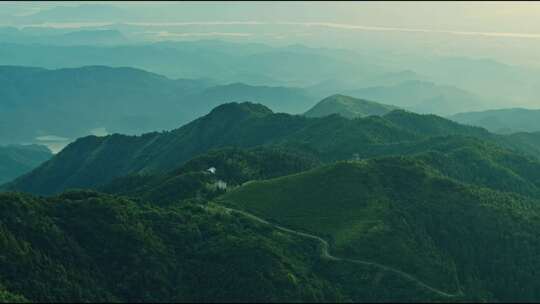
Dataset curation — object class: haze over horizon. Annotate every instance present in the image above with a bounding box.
[1,1,540,153]
[2,1,540,67]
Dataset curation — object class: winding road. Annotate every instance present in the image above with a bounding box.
[216,204,464,299]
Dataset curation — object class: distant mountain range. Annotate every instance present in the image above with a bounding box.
[0,65,316,149]
[449,108,540,134]
[0,145,52,184]
[0,40,389,88]
[0,28,130,46]
[1,35,539,111]
[345,80,488,115]
[4,63,532,156]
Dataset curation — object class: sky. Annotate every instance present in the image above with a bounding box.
[2,1,540,32]
[2,1,540,66]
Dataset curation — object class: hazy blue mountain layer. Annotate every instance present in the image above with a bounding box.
[450,108,540,134]
[0,145,52,184]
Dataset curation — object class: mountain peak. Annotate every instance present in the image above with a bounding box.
[305,94,398,119]
[322,94,354,101]
[208,102,274,118]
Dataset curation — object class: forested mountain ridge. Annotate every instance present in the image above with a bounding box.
[100,147,322,205]
[3,102,505,195]
[0,190,451,302]
[5,101,540,196]
[3,149,540,301]
[219,158,540,302]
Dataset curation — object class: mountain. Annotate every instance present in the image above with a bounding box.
[0,40,390,88]
[306,69,424,98]
[2,37,539,111]
[99,135,540,208]
[406,56,539,109]
[0,65,316,149]
[3,102,304,194]
[501,132,540,156]
[0,65,205,146]
[0,189,456,302]
[183,82,316,116]
[345,80,487,115]
[304,94,399,118]
[219,158,540,301]
[401,136,540,198]
[4,104,540,302]
[0,27,129,46]
[101,146,321,204]
[449,108,540,134]
[0,145,52,184]
[8,102,529,196]
[47,30,130,46]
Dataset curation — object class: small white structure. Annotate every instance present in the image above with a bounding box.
[215,180,227,190]
[207,167,216,174]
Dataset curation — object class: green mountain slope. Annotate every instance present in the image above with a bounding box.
[0,284,27,303]
[219,158,540,301]
[449,108,540,134]
[500,132,540,156]
[0,145,52,184]
[101,147,321,204]
[0,190,446,302]
[4,150,540,301]
[404,137,540,198]
[304,94,398,118]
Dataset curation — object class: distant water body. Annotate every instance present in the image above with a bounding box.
[35,135,71,154]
